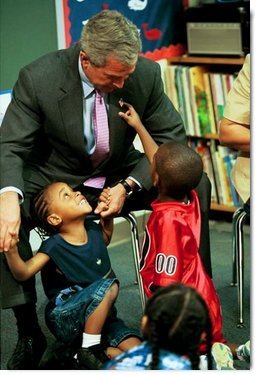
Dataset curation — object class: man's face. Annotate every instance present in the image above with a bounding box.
[80,51,136,93]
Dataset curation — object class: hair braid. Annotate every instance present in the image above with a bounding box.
[149,321,160,369]
[204,314,213,369]
[143,283,213,370]
[33,184,60,237]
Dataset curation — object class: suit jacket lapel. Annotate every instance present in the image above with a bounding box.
[57,46,89,161]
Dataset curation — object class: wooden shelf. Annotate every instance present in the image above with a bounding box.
[168,55,245,66]
[210,203,238,213]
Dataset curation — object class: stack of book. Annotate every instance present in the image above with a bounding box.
[157,59,237,137]
[189,139,240,207]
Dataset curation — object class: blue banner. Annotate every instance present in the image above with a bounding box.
[63,0,184,56]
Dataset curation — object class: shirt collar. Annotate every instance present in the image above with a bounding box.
[78,57,94,98]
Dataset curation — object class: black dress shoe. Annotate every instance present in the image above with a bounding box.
[7,331,47,370]
[38,340,78,370]
[77,344,109,370]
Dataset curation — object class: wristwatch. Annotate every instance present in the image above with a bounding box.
[119,179,133,197]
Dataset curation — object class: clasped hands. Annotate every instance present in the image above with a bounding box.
[0,191,21,252]
[94,183,127,218]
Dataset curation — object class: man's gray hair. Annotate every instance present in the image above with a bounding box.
[80,10,142,67]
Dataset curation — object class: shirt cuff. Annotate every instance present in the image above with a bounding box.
[0,186,24,204]
[127,176,143,191]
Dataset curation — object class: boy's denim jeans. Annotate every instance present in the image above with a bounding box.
[45,278,140,346]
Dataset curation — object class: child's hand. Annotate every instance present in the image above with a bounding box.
[2,233,19,254]
[94,187,111,214]
[9,234,19,253]
[99,187,111,205]
[118,101,142,130]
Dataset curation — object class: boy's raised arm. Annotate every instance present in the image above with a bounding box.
[118,102,159,164]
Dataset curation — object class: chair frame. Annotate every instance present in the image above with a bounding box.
[123,212,146,311]
[231,206,249,328]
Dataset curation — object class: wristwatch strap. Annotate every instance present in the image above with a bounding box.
[119,179,133,197]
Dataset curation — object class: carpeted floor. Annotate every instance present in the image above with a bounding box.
[0,220,251,370]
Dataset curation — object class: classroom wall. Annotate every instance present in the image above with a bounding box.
[0,0,58,91]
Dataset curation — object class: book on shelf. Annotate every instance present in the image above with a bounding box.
[215,150,232,206]
[182,66,196,136]
[208,140,222,204]
[203,72,217,134]
[224,153,240,207]
[175,66,188,133]
[221,73,235,105]
[157,58,168,93]
[187,68,200,136]
[189,66,211,136]
[192,139,218,204]
[209,73,226,131]
[217,145,240,207]
[165,65,179,111]
[221,74,229,104]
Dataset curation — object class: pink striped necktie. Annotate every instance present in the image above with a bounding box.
[84,90,109,189]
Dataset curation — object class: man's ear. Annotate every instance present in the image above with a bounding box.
[47,214,62,227]
[80,51,90,68]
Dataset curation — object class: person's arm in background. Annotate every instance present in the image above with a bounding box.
[219,54,250,152]
[219,118,250,152]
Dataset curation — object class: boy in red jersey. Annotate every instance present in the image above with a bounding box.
[117,101,225,348]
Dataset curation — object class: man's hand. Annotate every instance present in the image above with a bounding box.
[0,192,21,252]
[95,184,126,218]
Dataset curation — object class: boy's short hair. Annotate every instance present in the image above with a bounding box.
[154,141,203,199]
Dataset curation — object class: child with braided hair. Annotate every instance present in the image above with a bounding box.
[104,283,222,370]
[3,182,141,369]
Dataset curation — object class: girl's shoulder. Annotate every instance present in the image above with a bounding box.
[37,234,61,254]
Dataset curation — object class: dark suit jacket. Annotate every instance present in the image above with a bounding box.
[0,43,186,196]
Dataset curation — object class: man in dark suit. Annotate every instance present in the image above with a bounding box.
[0,10,211,369]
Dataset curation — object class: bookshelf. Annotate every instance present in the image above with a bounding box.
[167,55,245,66]
[211,203,236,213]
[161,55,245,213]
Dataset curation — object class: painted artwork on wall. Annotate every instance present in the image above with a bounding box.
[55,0,186,60]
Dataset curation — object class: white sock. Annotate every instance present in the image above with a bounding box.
[82,333,101,348]
[199,355,209,370]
